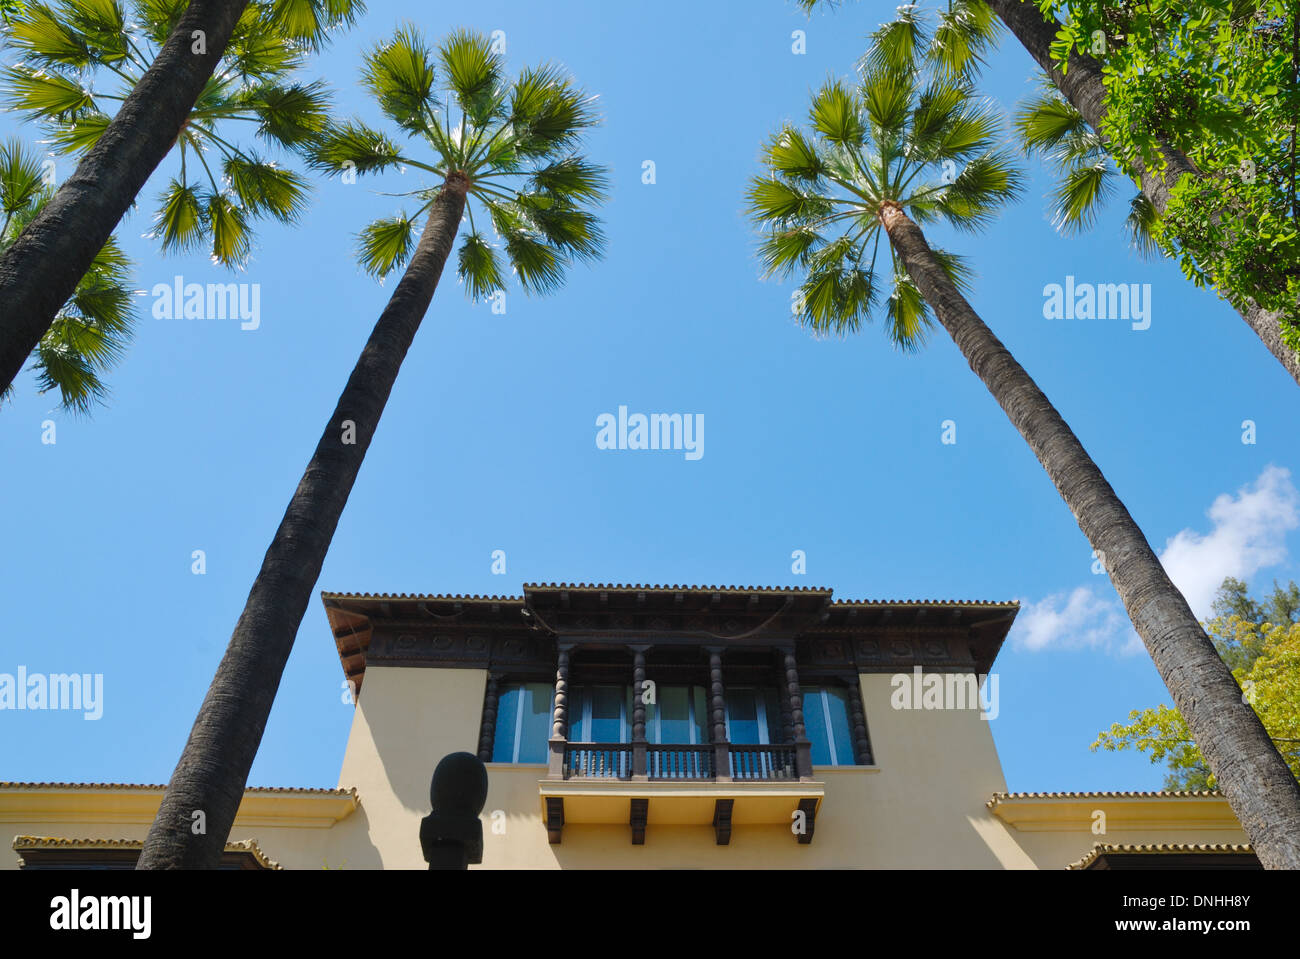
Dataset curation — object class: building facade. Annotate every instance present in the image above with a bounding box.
[2,583,1258,869]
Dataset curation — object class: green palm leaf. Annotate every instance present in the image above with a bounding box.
[438,28,504,127]
[207,192,252,266]
[357,213,414,278]
[3,64,95,119]
[223,156,309,222]
[457,230,504,300]
[362,26,438,133]
[151,179,204,253]
[307,119,404,175]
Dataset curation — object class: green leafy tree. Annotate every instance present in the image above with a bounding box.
[1032,0,1298,343]
[139,27,608,869]
[751,8,1300,868]
[0,0,360,399]
[0,138,133,412]
[1095,579,1300,789]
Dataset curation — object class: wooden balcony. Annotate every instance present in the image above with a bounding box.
[560,743,799,782]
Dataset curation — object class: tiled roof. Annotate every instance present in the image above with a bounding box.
[0,782,356,797]
[523,583,833,592]
[829,598,1019,608]
[321,585,1020,605]
[1067,842,1254,870]
[12,835,282,870]
[987,790,1223,807]
[322,591,521,602]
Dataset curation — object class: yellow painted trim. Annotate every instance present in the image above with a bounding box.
[539,780,825,825]
[0,787,359,830]
[987,795,1241,833]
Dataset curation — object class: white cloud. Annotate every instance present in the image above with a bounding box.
[1010,466,1298,654]
[1012,586,1127,652]
[1157,465,1298,619]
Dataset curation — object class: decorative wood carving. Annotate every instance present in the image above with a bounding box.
[630,798,649,845]
[796,798,818,845]
[545,798,564,844]
[712,799,734,845]
[477,673,500,762]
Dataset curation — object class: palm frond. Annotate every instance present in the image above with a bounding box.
[3,64,96,119]
[810,76,865,147]
[502,228,565,294]
[1126,192,1164,258]
[306,119,405,176]
[150,179,204,253]
[0,138,47,217]
[862,8,925,76]
[356,212,414,277]
[761,128,827,184]
[508,64,599,160]
[457,230,505,299]
[223,155,309,222]
[206,191,252,266]
[362,25,438,134]
[1051,161,1114,233]
[438,28,505,127]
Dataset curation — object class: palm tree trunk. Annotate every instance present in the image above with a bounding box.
[880,202,1300,869]
[986,0,1300,389]
[137,176,469,869]
[0,0,250,395]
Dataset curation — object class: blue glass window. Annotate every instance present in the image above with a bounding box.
[801,685,860,766]
[491,682,553,763]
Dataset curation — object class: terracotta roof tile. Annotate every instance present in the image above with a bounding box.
[987,789,1224,807]
[13,835,282,869]
[1067,842,1254,870]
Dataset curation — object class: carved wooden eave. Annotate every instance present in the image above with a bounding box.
[321,585,1020,692]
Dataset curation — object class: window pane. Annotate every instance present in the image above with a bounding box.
[692,686,708,744]
[726,688,760,744]
[492,685,522,763]
[589,685,625,743]
[802,686,833,766]
[517,682,553,764]
[761,687,782,743]
[657,686,691,744]
[567,685,585,742]
[824,685,856,765]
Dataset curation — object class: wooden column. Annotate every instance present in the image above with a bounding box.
[631,646,649,780]
[547,647,571,780]
[846,675,872,765]
[783,649,813,781]
[708,648,730,782]
[477,672,502,762]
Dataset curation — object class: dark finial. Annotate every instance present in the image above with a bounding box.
[421,751,488,869]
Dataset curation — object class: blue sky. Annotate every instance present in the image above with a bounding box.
[2,0,1297,795]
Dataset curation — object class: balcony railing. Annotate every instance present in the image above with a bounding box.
[729,744,797,781]
[562,742,799,782]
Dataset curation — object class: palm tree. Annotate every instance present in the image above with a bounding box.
[0,138,134,412]
[746,50,1300,867]
[138,26,608,869]
[1013,81,1161,257]
[801,0,1300,389]
[0,0,359,397]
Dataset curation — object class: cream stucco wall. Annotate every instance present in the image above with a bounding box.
[3,666,1250,869]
